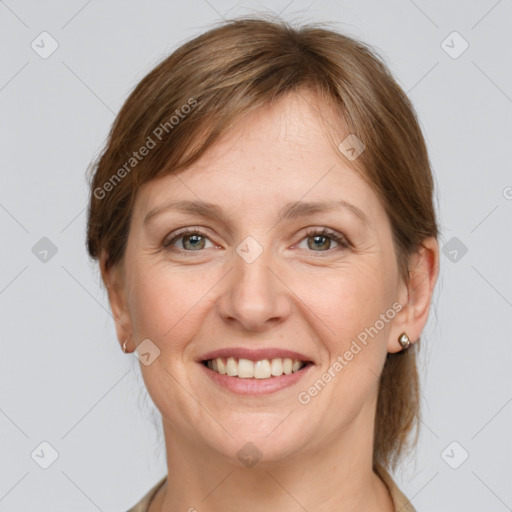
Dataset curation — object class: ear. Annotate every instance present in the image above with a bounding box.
[100,250,133,350]
[387,237,440,353]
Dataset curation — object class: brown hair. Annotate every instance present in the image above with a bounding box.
[86,15,438,472]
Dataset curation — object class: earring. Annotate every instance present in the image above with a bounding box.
[122,337,129,353]
[398,332,411,350]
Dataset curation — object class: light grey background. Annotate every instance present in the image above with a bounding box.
[1,0,511,510]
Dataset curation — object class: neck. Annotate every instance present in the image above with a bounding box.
[152,401,394,512]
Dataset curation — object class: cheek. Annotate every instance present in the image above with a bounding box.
[127,264,213,349]
[300,263,396,416]
[309,263,392,341]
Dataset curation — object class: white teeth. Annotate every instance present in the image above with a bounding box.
[217,358,227,375]
[292,360,302,373]
[254,359,271,379]
[238,358,254,378]
[206,356,306,379]
[226,356,238,377]
[270,358,283,376]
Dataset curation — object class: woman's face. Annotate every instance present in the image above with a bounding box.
[109,90,411,464]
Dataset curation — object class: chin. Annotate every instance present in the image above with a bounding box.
[201,415,312,467]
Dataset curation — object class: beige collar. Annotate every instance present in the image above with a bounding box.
[374,463,417,512]
[127,466,416,512]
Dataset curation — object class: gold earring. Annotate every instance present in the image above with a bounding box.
[122,338,129,353]
[398,332,411,350]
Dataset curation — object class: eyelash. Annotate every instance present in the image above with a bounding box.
[162,227,351,255]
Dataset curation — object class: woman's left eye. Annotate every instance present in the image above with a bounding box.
[297,228,350,252]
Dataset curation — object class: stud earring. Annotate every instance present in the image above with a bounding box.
[122,337,129,353]
[398,332,411,350]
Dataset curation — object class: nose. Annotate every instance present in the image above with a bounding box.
[216,243,291,332]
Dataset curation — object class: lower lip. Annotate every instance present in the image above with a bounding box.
[200,362,313,395]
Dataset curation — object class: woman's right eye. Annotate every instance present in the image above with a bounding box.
[164,229,215,252]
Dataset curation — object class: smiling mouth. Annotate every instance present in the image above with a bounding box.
[202,357,310,379]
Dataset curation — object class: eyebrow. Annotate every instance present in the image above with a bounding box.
[143,199,368,226]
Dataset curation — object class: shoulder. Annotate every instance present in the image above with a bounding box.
[374,463,417,512]
[125,476,167,512]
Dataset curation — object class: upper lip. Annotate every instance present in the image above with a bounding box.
[199,347,314,363]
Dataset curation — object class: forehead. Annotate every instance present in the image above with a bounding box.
[133,90,383,223]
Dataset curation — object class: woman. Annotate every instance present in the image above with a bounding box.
[86,16,439,512]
